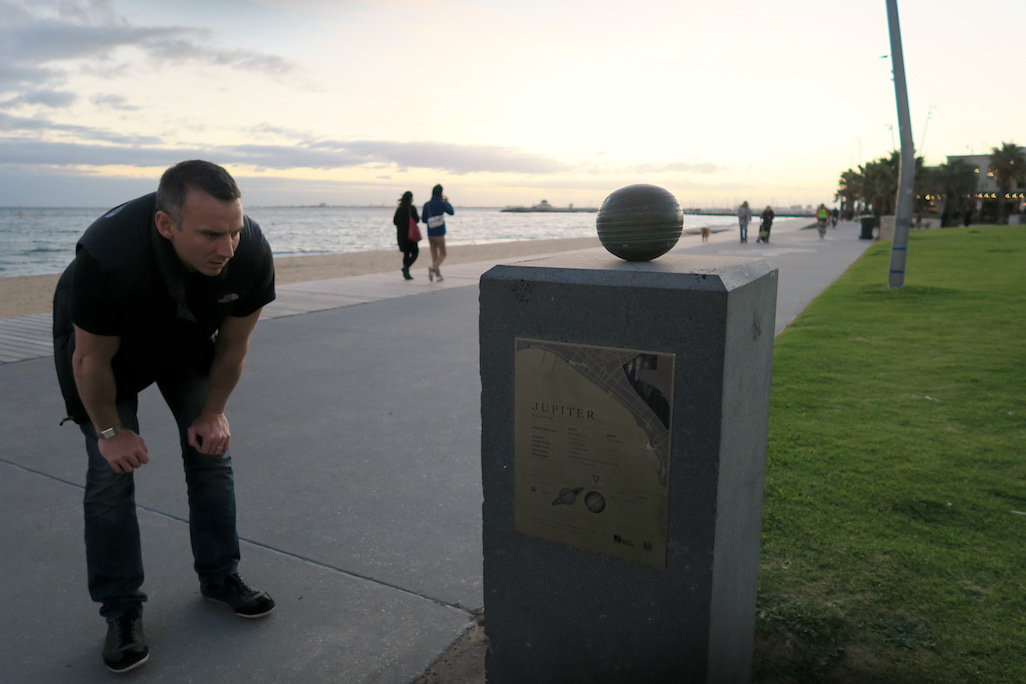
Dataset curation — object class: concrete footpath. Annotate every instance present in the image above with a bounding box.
[0,219,872,682]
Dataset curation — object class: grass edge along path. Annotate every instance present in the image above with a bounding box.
[753,226,1026,683]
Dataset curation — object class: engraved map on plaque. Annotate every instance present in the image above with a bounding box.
[514,338,674,569]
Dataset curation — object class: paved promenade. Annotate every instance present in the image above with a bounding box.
[0,219,872,682]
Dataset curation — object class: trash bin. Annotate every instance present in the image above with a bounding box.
[859,216,877,240]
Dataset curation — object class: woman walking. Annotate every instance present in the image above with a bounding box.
[422,184,454,281]
[393,191,420,280]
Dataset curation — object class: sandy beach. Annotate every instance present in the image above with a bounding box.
[0,237,601,319]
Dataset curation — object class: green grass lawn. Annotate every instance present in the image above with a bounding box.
[753,226,1026,683]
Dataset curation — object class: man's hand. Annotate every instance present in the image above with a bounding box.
[99,430,150,473]
[187,310,261,457]
[188,413,231,456]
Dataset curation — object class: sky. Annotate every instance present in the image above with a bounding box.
[1,0,1024,209]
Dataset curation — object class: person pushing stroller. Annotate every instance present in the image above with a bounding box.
[757,205,774,243]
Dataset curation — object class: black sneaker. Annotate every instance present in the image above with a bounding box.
[103,608,149,674]
[201,573,276,618]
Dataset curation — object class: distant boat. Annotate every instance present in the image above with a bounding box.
[501,199,597,213]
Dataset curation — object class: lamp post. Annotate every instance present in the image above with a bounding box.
[886,0,915,289]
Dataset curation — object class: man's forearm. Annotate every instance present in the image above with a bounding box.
[201,340,248,415]
[73,352,121,432]
[201,310,262,417]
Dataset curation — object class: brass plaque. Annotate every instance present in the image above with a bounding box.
[514,338,674,568]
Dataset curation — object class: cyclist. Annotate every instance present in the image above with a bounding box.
[816,204,829,239]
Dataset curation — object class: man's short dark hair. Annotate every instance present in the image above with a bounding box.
[432,184,443,197]
[156,160,241,224]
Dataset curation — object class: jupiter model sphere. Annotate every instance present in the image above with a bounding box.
[595,184,683,261]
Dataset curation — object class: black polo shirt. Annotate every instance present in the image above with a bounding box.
[53,193,275,423]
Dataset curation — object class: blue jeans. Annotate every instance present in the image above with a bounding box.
[739,221,748,241]
[81,367,240,621]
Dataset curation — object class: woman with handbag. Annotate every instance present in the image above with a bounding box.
[422,184,454,281]
[393,191,421,280]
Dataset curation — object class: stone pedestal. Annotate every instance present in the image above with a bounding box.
[480,253,778,683]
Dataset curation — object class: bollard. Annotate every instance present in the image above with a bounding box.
[480,252,778,683]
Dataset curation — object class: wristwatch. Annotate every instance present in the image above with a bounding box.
[99,424,125,440]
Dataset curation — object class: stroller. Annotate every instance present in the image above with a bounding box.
[757,220,771,243]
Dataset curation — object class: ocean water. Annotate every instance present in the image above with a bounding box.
[0,206,739,279]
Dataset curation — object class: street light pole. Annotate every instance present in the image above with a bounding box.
[886,0,915,289]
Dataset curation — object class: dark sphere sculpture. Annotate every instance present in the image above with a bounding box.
[596,184,683,261]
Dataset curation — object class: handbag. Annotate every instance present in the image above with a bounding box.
[408,215,422,242]
[426,214,445,229]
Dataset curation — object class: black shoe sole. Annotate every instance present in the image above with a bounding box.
[105,651,150,674]
[203,594,276,618]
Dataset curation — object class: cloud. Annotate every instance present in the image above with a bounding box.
[0,137,177,166]
[51,0,122,25]
[0,112,58,132]
[305,140,573,174]
[0,126,572,175]
[636,162,722,175]
[0,165,162,208]
[236,127,575,174]
[89,93,138,111]
[0,113,162,145]
[145,37,296,75]
[248,123,310,139]
[7,89,78,108]
[0,0,298,99]
[0,62,57,88]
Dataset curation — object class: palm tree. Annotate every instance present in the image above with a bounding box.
[836,152,927,219]
[862,152,900,216]
[935,159,978,220]
[835,169,862,217]
[988,142,1025,223]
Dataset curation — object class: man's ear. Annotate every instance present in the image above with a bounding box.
[155,210,176,239]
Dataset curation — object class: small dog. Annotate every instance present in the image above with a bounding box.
[700,226,711,242]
